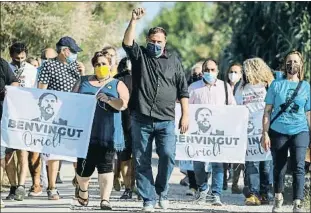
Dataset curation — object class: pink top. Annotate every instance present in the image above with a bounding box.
[188,79,236,105]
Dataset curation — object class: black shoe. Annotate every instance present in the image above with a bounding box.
[223,181,228,190]
[180,176,189,187]
[231,185,243,194]
[6,186,17,200]
[243,186,251,198]
[56,173,63,184]
[260,193,274,205]
[120,189,133,199]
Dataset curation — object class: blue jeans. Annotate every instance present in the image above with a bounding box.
[245,160,273,196]
[194,162,223,196]
[269,129,310,200]
[131,112,176,206]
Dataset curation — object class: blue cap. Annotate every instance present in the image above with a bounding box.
[56,36,82,53]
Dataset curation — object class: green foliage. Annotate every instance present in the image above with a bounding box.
[143,2,310,81]
[143,2,231,75]
[0,2,138,72]
[217,2,311,81]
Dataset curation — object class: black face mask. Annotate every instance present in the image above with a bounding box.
[192,74,202,83]
[286,63,300,75]
[12,59,24,68]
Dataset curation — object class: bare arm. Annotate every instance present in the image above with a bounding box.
[123,8,145,46]
[179,97,189,134]
[180,97,189,117]
[11,82,19,86]
[262,104,273,137]
[123,19,138,46]
[97,81,129,111]
[38,82,48,89]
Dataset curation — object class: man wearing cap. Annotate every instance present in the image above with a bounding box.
[37,36,85,200]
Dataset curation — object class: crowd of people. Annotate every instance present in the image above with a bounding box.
[0,7,310,213]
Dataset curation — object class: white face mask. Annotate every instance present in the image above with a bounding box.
[228,73,241,83]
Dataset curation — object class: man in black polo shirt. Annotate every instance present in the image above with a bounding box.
[122,8,189,212]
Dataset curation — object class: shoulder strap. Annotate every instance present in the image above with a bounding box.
[94,77,115,96]
[270,81,303,126]
[224,81,228,105]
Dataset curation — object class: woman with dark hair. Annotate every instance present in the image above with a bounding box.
[72,51,129,210]
[262,50,310,212]
[226,63,243,93]
[224,63,243,193]
[114,57,136,199]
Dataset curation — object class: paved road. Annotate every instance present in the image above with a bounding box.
[0,154,301,212]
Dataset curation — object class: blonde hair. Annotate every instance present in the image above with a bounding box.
[242,58,274,87]
[283,50,304,81]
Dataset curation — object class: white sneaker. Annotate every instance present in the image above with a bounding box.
[293,199,304,213]
[211,195,223,206]
[272,197,283,212]
[142,203,155,212]
[159,199,169,210]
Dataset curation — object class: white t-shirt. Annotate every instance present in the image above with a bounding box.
[10,62,38,88]
[234,83,267,113]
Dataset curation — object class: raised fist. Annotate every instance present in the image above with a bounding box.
[132,8,145,20]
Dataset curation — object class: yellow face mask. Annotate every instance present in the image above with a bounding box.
[95,65,110,79]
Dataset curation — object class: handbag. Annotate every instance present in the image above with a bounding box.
[270,81,303,126]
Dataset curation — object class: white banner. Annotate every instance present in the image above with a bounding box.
[1,86,97,160]
[245,110,272,161]
[175,104,249,163]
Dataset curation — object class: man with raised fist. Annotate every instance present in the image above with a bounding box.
[122,8,189,212]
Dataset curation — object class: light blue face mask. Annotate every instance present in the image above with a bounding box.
[273,70,284,80]
[203,72,216,84]
[66,52,78,64]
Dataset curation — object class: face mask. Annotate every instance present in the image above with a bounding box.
[228,73,241,83]
[192,74,202,82]
[286,63,300,75]
[95,65,110,79]
[66,52,78,64]
[273,71,284,80]
[12,59,25,68]
[203,72,216,84]
[146,42,162,58]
